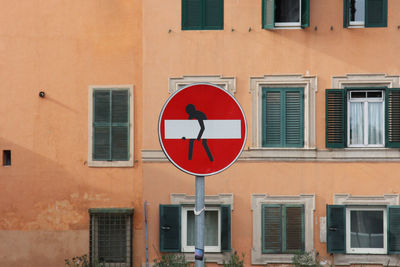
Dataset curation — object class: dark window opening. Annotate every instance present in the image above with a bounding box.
[3,150,11,166]
[275,0,300,23]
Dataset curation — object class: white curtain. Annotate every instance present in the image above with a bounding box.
[350,210,383,249]
[349,102,364,145]
[187,210,218,246]
[368,102,383,145]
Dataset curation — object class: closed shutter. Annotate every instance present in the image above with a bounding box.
[285,205,304,252]
[263,90,282,146]
[204,0,223,29]
[365,0,387,28]
[93,91,111,160]
[262,0,275,29]
[220,205,231,252]
[111,91,129,160]
[285,89,304,147]
[326,205,346,253]
[386,88,400,148]
[301,0,310,28]
[182,0,202,30]
[326,89,346,148]
[388,206,400,254]
[262,204,282,253]
[159,205,181,252]
[343,0,349,28]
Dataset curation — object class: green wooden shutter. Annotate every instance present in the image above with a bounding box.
[182,0,203,30]
[285,205,304,253]
[262,89,282,147]
[343,0,349,28]
[326,89,346,148]
[365,0,387,28]
[326,205,346,254]
[386,88,400,148]
[111,90,129,160]
[93,91,111,160]
[204,0,223,29]
[285,89,304,147]
[160,205,181,252]
[301,0,310,28]
[388,206,400,254]
[262,204,282,253]
[220,205,231,252]
[262,0,275,29]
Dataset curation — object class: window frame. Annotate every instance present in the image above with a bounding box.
[262,0,309,29]
[274,0,302,27]
[88,85,134,167]
[344,0,387,28]
[181,0,224,31]
[348,0,365,27]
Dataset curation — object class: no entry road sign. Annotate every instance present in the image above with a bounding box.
[158,83,247,176]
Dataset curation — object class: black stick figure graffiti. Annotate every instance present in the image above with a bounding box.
[184,104,214,161]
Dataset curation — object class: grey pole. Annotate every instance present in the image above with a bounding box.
[195,175,205,267]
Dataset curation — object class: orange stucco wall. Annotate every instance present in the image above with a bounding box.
[0,0,143,266]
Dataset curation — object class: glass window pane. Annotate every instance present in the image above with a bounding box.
[187,211,195,246]
[275,0,300,23]
[350,210,383,248]
[368,102,383,145]
[351,91,366,98]
[367,91,382,98]
[205,210,218,246]
[349,102,364,145]
[349,0,365,22]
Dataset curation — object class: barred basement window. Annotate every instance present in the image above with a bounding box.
[89,208,133,267]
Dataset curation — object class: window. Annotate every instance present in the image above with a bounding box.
[262,0,309,29]
[89,208,133,267]
[252,194,315,264]
[182,0,223,30]
[326,87,400,148]
[89,85,134,167]
[3,150,11,166]
[262,88,304,147]
[344,0,387,28]
[262,204,304,253]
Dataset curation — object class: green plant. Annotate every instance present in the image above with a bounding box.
[223,251,245,267]
[64,254,104,267]
[292,251,322,267]
[153,253,192,267]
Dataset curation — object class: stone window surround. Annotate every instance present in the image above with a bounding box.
[331,193,400,266]
[88,85,134,167]
[251,194,315,264]
[168,75,236,94]
[170,193,233,264]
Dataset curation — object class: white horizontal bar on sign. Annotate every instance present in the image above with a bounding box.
[164,120,241,139]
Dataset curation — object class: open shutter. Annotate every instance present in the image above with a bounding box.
[204,0,223,29]
[343,0,349,28]
[285,205,304,253]
[326,89,346,148]
[326,205,346,253]
[182,0,203,30]
[386,88,400,148]
[262,89,282,147]
[285,89,304,147]
[262,204,282,253]
[365,0,387,28]
[301,0,310,28]
[220,205,231,252]
[93,91,111,160]
[262,0,275,29]
[388,206,400,254]
[111,90,129,160]
[160,205,181,252]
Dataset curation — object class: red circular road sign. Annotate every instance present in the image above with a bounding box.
[158,83,247,176]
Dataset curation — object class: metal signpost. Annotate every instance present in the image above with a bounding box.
[158,83,247,267]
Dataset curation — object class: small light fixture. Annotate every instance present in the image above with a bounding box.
[39,91,45,98]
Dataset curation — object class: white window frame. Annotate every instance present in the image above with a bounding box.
[169,75,236,94]
[347,90,385,148]
[88,85,134,167]
[181,206,221,253]
[274,0,301,28]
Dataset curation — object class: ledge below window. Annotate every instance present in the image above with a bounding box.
[333,254,400,266]
[183,252,232,264]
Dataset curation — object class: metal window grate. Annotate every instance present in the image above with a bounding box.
[90,209,133,267]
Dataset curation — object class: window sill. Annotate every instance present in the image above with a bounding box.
[88,160,133,167]
[252,253,299,264]
[183,252,232,264]
[333,254,400,266]
[264,26,303,30]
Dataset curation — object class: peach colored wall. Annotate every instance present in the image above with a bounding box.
[142,0,400,266]
[0,0,143,266]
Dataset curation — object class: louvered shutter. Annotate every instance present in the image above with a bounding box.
[365,0,387,28]
[262,0,275,29]
[204,0,223,29]
[343,0,349,28]
[93,91,111,160]
[285,89,304,147]
[263,90,281,147]
[326,89,346,148]
[285,205,304,252]
[386,88,400,148]
[160,205,181,252]
[182,0,202,30]
[262,204,282,253]
[220,205,231,252]
[388,206,400,254]
[326,205,346,253]
[111,90,129,160]
[301,0,310,28]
